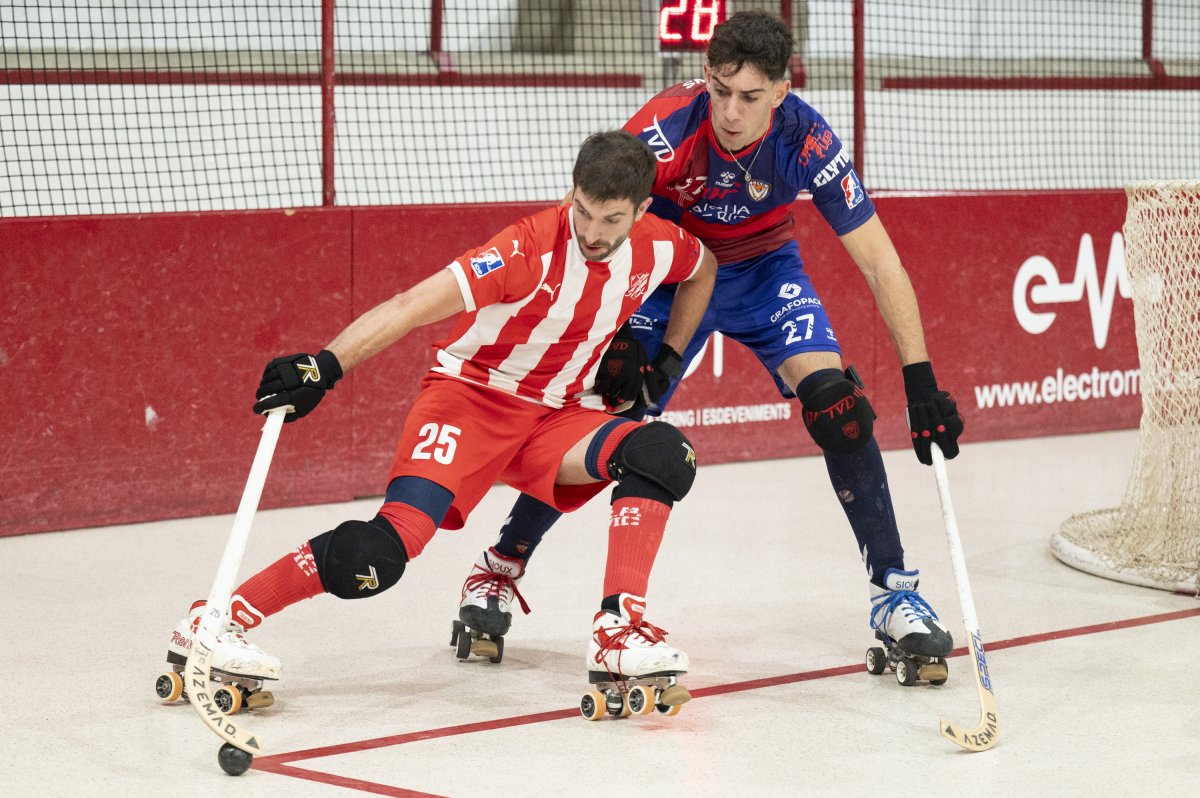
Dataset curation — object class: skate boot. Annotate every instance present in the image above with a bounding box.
[580,593,691,721]
[451,547,530,663]
[864,568,954,687]
[155,600,280,714]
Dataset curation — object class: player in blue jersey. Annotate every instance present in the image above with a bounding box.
[454,11,963,681]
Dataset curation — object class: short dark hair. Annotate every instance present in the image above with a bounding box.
[706,11,793,82]
[572,130,656,207]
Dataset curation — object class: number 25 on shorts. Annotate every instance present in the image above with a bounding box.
[411,423,461,464]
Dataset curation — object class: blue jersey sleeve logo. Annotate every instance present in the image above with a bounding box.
[841,171,865,209]
[470,247,505,277]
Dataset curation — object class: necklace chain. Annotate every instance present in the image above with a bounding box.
[721,138,763,183]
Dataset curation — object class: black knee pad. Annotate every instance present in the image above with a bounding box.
[607,422,698,504]
[309,516,408,600]
[798,367,876,455]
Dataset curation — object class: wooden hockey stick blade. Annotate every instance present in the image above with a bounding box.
[938,627,999,751]
[186,622,264,754]
[930,445,1000,752]
[186,408,288,755]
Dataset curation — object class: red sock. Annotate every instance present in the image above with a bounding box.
[230,541,325,629]
[377,501,438,560]
[602,498,670,598]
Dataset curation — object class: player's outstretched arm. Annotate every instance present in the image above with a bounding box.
[838,214,928,367]
[839,215,963,463]
[643,246,717,404]
[254,269,465,420]
[326,269,465,372]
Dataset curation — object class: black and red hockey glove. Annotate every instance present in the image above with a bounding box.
[253,349,343,422]
[903,361,964,466]
[594,322,648,413]
[642,344,684,407]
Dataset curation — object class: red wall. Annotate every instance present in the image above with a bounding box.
[0,191,1137,536]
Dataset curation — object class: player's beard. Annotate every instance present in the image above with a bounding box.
[576,231,627,262]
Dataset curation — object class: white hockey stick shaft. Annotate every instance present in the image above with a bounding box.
[931,445,999,752]
[187,407,287,755]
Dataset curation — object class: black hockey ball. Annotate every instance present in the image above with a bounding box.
[218,742,253,776]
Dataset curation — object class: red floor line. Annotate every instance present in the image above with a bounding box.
[252,761,446,798]
[253,604,1200,791]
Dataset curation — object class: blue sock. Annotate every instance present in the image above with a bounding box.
[823,438,905,583]
[493,493,563,563]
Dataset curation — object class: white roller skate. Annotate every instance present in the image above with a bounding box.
[580,593,691,721]
[865,568,954,687]
[451,547,530,664]
[155,600,280,715]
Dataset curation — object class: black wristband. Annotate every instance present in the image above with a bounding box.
[315,349,344,388]
[655,345,684,381]
[902,360,938,403]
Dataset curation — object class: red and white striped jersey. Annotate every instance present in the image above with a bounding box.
[440,204,703,409]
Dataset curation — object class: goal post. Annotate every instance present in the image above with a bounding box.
[1051,180,1200,594]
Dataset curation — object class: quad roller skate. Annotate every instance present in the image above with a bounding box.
[864,568,953,687]
[155,601,279,715]
[579,593,691,721]
[452,547,529,664]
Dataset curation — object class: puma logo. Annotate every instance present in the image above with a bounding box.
[511,239,524,258]
[539,282,560,301]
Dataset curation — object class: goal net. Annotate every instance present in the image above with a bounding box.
[1051,180,1200,594]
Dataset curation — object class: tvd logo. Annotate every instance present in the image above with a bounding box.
[1013,233,1131,349]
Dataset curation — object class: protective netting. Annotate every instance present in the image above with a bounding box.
[2,1,1199,216]
[1052,181,1200,593]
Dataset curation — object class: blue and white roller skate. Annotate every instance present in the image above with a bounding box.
[865,568,953,686]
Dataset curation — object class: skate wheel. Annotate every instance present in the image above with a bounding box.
[156,671,184,702]
[246,690,275,710]
[488,635,504,664]
[214,684,244,715]
[454,625,472,660]
[450,620,465,648]
[471,639,499,659]
[922,658,949,686]
[895,657,918,687]
[611,694,632,719]
[627,685,655,716]
[865,647,887,676]
[580,691,606,721]
[655,702,682,716]
[658,684,691,707]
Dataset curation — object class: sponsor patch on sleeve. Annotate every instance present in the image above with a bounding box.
[841,170,865,209]
[469,247,505,277]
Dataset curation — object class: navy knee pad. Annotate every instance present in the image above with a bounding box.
[309,516,408,599]
[798,367,876,455]
[608,422,698,505]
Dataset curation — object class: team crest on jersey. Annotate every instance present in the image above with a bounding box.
[841,171,865,209]
[748,180,771,201]
[626,273,651,299]
[469,247,505,277]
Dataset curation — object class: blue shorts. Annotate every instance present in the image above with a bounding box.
[629,241,840,410]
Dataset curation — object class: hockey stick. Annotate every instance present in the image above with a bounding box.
[930,444,999,752]
[186,407,288,758]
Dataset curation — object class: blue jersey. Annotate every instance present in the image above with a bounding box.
[623,79,875,265]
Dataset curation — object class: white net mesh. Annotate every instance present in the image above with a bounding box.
[1051,180,1200,593]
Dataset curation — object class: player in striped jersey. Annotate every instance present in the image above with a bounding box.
[466,12,963,676]
[164,131,717,691]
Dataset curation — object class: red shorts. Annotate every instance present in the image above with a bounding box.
[388,375,622,529]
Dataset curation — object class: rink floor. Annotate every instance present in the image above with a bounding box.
[4,428,1198,797]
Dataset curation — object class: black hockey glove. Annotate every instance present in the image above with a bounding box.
[253,349,343,422]
[594,322,648,413]
[642,344,684,407]
[903,361,964,466]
